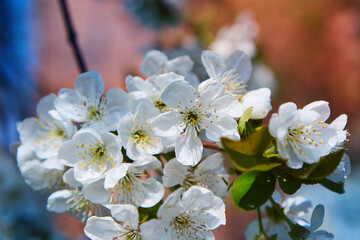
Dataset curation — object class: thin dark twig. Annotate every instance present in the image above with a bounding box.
[59,0,88,73]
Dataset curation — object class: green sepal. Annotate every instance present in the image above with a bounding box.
[231,171,276,211]
[222,127,281,172]
[238,107,253,135]
[278,177,302,195]
[274,149,345,182]
[320,179,345,194]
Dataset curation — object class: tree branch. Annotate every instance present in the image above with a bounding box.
[59,0,88,73]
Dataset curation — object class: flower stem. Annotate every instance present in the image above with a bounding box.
[59,0,88,73]
[202,141,223,151]
[269,197,293,227]
[257,208,268,237]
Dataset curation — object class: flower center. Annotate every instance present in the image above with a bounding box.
[130,119,159,150]
[85,97,107,122]
[182,110,204,130]
[66,192,95,222]
[113,226,141,240]
[109,172,145,206]
[219,69,247,99]
[171,212,207,237]
[286,121,326,157]
[77,142,115,172]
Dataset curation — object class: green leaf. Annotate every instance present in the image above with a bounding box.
[274,149,345,182]
[223,127,273,155]
[320,179,345,194]
[231,171,276,211]
[278,177,302,195]
[238,107,253,135]
[222,127,281,172]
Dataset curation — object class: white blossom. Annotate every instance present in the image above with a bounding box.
[158,186,226,240]
[269,101,338,169]
[16,144,64,191]
[55,70,130,130]
[117,100,163,164]
[199,50,272,119]
[150,81,239,166]
[85,163,164,208]
[17,93,76,159]
[58,128,122,184]
[85,204,166,240]
[163,153,229,197]
[140,50,194,76]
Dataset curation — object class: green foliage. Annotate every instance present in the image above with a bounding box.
[222,127,281,172]
[238,107,253,135]
[231,171,276,211]
[320,179,345,194]
[278,177,302,195]
[274,149,345,183]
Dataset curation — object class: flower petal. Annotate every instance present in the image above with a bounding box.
[175,127,203,166]
[201,50,226,80]
[74,70,104,102]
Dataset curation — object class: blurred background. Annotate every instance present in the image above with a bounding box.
[1,0,360,239]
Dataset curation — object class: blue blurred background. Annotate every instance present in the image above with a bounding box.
[1,0,359,239]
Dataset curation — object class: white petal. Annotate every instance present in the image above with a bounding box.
[165,55,194,75]
[175,127,203,166]
[225,50,252,83]
[36,93,56,121]
[201,50,226,80]
[63,168,83,188]
[111,204,139,228]
[126,75,156,93]
[199,83,233,112]
[47,190,72,213]
[303,101,330,122]
[83,179,110,204]
[161,81,197,109]
[163,159,189,187]
[311,205,325,232]
[140,50,168,76]
[141,219,167,240]
[240,88,272,119]
[84,216,122,240]
[55,88,86,122]
[104,163,133,188]
[74,70,104,102]
[202,115,238,142]
[149,111,182,137]
[139,178,165,208]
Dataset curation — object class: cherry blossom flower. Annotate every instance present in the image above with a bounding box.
[163,153,229,197]
[17,93,76,159]
[158,186,226,240]
[55,70,130,131]
[58,128,122,184]
[140,50,194,76]
[85,162,164,208]
[150,81,239,165]
[126,73,184,112]
[84,204,166,240]
[269,101,338,169]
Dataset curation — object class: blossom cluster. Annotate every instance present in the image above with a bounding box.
[16,49,349,239]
